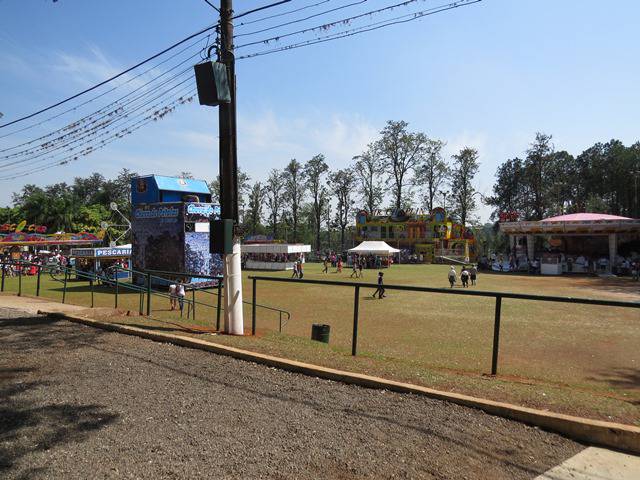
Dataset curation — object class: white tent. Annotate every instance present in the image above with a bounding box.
[348,241,401,255]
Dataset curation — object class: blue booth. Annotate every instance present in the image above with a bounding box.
[131,175,221,286]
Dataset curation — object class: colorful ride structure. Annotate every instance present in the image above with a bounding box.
[354,208,476,263]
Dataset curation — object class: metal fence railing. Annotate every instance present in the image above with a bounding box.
[248,275,640,375]
[0,260,291,333]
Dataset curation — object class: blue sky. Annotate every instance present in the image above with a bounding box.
[1,0,639,222]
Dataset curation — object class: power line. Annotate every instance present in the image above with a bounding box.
[202,0,220,12]
[1,62,196,158]
[238,0,481,59]
[0,33,209,141]
[0,89,197,180]
[0,77,195,169]
[234,0,368,38]
[233,0,292,20]
[235,0,333,28]
[0,24,217,129]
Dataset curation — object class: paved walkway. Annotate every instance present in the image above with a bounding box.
[535,447,640,479]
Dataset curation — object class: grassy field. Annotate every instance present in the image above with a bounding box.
[2,263,639,425]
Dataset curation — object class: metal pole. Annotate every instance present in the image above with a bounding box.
[491,295,503,375]
[90,277,94,308]
[62,267,68,304]
[139,288,143,315]
[192,288,196,321]
[279,311,282,333]
[216,281,222,331]
[114,266,119,309]
[1,262,5,292]
[146,273,151,316]
[18,262,22,296]
[219,0,244,336]
[352,285,360,356]
[251,277,256,336]
[36,264,41,297]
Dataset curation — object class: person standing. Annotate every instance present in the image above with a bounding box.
[448,266,457,288]
[337,256,343,273]
[176,280,186,313]
[469,264,478,286]
[322,257,329,274]
[350,260,359,278]
[358,257,364,278]
[297,259,304,279]
[169,282,177,311]
[372,271,386,298]
[291,261,299,278]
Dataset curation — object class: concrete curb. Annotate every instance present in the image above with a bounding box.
[43,310,640,455]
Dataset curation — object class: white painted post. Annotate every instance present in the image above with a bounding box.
[224,238,244,335]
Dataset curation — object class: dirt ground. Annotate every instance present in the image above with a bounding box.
[0,306,584,479]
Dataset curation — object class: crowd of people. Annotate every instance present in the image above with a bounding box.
[1,250,68,277]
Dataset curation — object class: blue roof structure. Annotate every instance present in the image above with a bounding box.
[131,175,212,205]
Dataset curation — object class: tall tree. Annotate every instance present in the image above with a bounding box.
[209,169,250,220]
[304,154,329,251]
[374,120,427,210]
[283,159,306,242]
[416,139,448,212]
[525,132,555,220]
[450,147,480,226]
[353,146,384,213]
[264,169,285,238]
[245,182,265,235]
[329,168,357,251]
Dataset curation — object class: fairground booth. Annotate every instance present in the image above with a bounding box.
[241,242,311,271]
[1,221,103,259]
[131,175,222,286]
[354,208,476,263]
[70,244,132,279]
[500,213,640,275]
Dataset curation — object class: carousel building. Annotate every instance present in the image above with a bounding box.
[500,213,640,274]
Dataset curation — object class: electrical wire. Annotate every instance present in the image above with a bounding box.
[0,33,210,141]
[0,24,217,129]
[235,0,333,27]
[234,0,368,38]
[0,89,197,180]
[238,0,481,59]
[0,77,195,169]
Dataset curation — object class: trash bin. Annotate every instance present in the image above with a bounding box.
[311,323,330,343]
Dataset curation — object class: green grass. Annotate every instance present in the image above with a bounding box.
[3,263,639,425]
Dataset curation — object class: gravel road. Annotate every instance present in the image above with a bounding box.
[0,307,582,479]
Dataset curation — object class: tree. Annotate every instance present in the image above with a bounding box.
[245,182,265,235]
[524,132,555,220]
[450,147,480,226]
[329,168,357,251]
[304,154,329,251]
[283,159,306,242]
[353,145,384,214]
[374,120,427,210]
[486,157,529,220]
[416,139,449,212]
[208,168,250,221]
[264,169,285,238]
[72,173,106,204]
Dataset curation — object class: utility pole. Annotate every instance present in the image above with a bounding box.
[218,0,243,335]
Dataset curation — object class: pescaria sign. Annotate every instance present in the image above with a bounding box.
[0,221,47,234]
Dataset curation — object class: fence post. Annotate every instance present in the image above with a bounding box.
[251,277,257,336]
[139,288,143,315]
[491,295,503,375]
[279,311,282,333]
[146,273,151,316]
[114,266,119,309]
[352,285,360,356]
[18,262,22,296]
[62,267,68,304]
[216,281,222,331]
[192,288,196,321]
[90,276,94,308]
[0,262,5,293]
[36,265,41,297]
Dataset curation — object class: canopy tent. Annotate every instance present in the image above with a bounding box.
[348,241,401,255]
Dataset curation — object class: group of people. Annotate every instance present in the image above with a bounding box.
[168,280,187,312]
[447,265,478,288]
